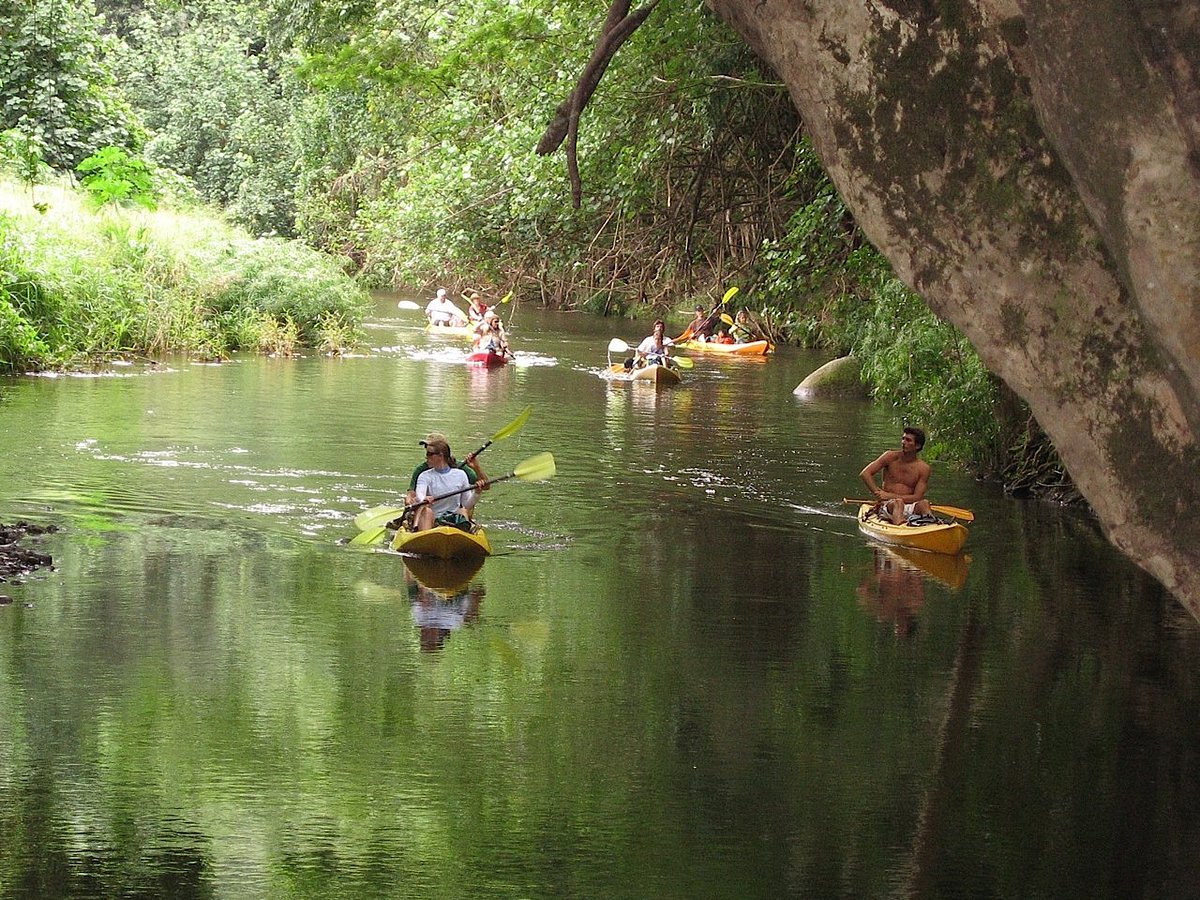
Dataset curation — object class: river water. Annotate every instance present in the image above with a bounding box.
[1,294,1199,899]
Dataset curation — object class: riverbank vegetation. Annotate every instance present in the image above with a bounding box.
[0,0,1073,497]
[0,178,368,371]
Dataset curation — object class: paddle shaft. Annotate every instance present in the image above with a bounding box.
[844,498,975,522]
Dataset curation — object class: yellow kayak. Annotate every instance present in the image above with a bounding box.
[607,363,681,386]
[391,525,492,559]
[857,504,968,556]
[425,322,474,339]
[680,339,772,356]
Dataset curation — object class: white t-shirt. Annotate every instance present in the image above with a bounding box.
[637,335,674,357]
[426,297,464,326]
[416,465,472,516]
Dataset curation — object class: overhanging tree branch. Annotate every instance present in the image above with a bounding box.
[536,0,660,207]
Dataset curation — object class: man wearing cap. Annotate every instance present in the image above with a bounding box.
[472,309,510,356]
[425,288,467,327]
[412,438,478,532]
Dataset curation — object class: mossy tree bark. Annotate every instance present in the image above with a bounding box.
[705,0,1200,616]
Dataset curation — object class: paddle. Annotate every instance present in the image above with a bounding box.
[464,405,531,463]
[355,452,557,533]
[843,498,976,522]
[398,300,422,310]
[677,286,740,341]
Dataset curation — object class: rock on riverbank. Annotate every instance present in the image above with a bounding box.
[0,522,56,587]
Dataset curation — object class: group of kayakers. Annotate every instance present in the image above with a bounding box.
[684,305,755,344]
[619,302,766,371]
[408,286,941,536]
[425,287,510,357]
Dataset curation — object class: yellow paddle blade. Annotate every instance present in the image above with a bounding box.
[350,526,387,546]
[721,286,739,304]
[720,313,735,325]
[498,290,514,304]
[671,355,694,369]
[491,405,531,441]
[354,503,402,531]
[513,452,556,481]
[355,505,406,532]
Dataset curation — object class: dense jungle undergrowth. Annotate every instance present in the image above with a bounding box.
[0,0,1075,500]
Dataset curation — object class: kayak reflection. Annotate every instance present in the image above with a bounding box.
[403,555,486,652]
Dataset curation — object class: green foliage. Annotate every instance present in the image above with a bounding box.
[289,0,800,303]
[107,0,300,235]
[852,277,1001,472]
[77,145,157,209]
[0,177,368,369]
[0,0,142,170]
[0,129,52,192]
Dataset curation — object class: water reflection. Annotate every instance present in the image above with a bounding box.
[403,556,486,652]
[856,546,927,637]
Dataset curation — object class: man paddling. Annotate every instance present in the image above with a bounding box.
[859,427,935,525]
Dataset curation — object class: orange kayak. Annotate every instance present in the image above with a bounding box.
[680,339,772,356]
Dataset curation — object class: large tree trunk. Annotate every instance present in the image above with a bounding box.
[704,0,1200,616]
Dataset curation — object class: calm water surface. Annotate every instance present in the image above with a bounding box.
[1,295,1199,899]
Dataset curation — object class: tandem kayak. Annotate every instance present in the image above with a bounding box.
[466,349,508,368]
[857,504,968,556]
[679,339,772,356]
[391,525,493,559]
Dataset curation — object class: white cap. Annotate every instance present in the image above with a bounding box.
[436,288,447,298]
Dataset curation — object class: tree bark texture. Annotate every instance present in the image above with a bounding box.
[704,0,1200,615]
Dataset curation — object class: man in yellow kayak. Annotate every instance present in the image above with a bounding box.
[859,427,935,525]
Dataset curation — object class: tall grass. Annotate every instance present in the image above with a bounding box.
[0,178,369,372]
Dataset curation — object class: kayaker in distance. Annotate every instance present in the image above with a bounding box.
[466,292,488,324]
[426,288,467,327]
[730,309,755,343]
[686,305,715,342]
[473,309,510,356]
[626,319,675,369]
[859,427,935,525]
[404,432,489,529]
[412,438,481,532]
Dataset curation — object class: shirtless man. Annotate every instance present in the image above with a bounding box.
[859,427,934,525]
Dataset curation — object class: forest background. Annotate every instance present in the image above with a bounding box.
[0,0,1071,498]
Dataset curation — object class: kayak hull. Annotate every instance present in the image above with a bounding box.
[466,350,508,368]
[857,505,968,556]
[391,525,492,559]
[605,363,681,386]
[680,339,772,356]
[426,323,474,338]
